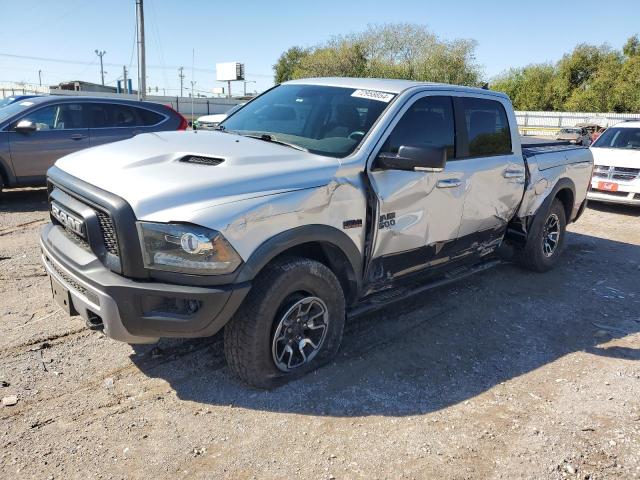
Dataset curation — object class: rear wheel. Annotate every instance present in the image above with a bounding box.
[223,257,345,389]
[514,198,567,272]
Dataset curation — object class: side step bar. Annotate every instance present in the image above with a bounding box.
[347,259,501,319]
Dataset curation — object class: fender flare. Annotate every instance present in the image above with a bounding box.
[235,224,363,292]
[534,177,576,224]
[507,177,577,247]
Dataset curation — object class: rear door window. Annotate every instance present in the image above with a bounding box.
[105,104,139,127]
[86,103,165,129]
[460,98,512,157]
[134,107,164,126]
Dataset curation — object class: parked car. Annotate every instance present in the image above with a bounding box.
[587,120,640,206]
[556,127,591,146]
[195,103,245,130]
[0,96,188,190]
[40,78,592,388]
[0,95,41,108]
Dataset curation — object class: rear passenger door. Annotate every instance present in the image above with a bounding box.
[87,103,165,147]
[454,96,525,254]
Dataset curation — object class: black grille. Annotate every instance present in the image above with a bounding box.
[95,210,120,256]
[59,225,91,251]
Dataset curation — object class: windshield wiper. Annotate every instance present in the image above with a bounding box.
[241,133,309,152]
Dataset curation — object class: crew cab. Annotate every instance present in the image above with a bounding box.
[40,78,593,388]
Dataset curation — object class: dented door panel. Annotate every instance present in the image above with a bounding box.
[457,154,525,239]
[367,162,467,284]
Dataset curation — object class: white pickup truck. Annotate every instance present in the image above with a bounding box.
[41,78,593,388]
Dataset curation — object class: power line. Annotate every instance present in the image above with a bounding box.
[0,52,273,77]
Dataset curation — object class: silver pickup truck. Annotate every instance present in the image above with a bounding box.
[40,78,593,388]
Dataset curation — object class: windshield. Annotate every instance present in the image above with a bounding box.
[592,127,640,150]
[220,84,395,157]
[225,103,244,116]
[0,100,36,124]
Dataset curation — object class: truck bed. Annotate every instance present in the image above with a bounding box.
[522,144,590,172]
[521,143,585,158]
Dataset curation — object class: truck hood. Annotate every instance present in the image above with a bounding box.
[591,147,640,168]
[55,131,341,219]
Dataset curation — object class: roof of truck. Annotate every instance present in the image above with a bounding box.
[284,77,509,99]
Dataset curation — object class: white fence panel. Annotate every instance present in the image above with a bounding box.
[516,110,640,136]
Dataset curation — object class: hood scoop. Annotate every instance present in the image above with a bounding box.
[180,155,225,166]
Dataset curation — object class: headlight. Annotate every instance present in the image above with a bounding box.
[137,222,242,275]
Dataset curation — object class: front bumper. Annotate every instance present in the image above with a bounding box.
[588,185,640,206]
[40,223,250,343]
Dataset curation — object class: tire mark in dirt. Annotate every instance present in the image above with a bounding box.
[2,326,90,355]
[0,219,48,237]
[341,307,456,360]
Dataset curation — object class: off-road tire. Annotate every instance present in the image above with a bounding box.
[224,257,345,389]
[514,198,567,272]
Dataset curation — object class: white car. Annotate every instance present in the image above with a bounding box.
[196,103,245,130]
[588,121,640,206]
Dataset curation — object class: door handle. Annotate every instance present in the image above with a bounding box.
[436,179,462,189]
[503,169,525,179]
[69,134,87,141]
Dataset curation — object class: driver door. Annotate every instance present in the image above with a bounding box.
[366,94,467,283]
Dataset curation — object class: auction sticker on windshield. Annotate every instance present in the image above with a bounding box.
[351,89,394,103]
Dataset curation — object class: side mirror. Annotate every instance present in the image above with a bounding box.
[377,145,447,172]
[15,120,37,133]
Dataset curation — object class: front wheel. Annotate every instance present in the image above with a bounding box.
[514,198,567,272]
[224,257,345,389]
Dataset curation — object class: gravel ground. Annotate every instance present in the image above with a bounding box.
[0,188,639,479]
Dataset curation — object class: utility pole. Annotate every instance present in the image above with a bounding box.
[136,0,146,100]
[243,80,256,96]
[94,50,106,86]
[178,66,185,97]
[190,48,195,124]
[38,70,42,87]
[122,66,128,93]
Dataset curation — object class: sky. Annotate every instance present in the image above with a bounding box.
[0,0,638,97]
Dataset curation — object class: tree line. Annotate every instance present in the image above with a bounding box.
[273,24,482,88]
[272,25,640,113]
[491,36,640,112]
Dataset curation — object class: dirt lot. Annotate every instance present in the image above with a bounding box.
[1,188,639,479]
